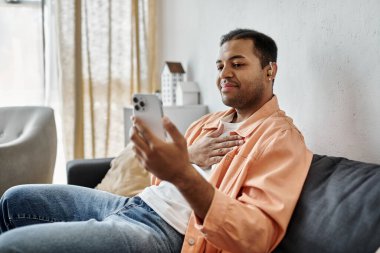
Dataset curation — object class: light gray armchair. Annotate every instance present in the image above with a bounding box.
[0,106,57,195]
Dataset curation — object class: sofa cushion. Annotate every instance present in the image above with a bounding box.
[274,154,380,253]
[95,142,150,197]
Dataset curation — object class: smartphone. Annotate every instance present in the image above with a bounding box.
[132,94,166,141]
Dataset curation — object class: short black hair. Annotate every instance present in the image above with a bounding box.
[220,28,277,68]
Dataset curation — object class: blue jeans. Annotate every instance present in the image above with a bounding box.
[0,184,184,253]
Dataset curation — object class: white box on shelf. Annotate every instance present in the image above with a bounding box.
[176,81,200,105]
[124,105,208,144]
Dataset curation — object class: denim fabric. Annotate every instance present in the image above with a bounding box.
[0,184,184,253]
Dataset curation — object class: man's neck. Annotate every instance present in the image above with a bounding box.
[230,112,238,123]
[232,95,273,123]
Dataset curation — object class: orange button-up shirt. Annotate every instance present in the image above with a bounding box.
[152,96,312,253]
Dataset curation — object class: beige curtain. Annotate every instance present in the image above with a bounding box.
[57,0,157,160]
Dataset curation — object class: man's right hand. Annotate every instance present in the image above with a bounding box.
[188,126,244,168]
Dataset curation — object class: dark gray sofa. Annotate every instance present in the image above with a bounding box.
[67,154,380,253]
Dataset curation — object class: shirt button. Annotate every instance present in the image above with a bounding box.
[188,238,195,246]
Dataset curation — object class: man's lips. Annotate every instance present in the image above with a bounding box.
[220,81,239,91]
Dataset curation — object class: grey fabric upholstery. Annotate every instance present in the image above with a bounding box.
[67,154,380,252]
[274,154,380,253]
[0,106,57,195]
[67,157,113,188]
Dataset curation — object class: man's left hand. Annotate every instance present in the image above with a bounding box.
[130,116,193,184]
[130,116,215,219]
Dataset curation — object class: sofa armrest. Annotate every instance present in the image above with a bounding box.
[66,158,114,188]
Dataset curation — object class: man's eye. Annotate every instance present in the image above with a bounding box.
[232,63,242,68]
[217,65,223,71]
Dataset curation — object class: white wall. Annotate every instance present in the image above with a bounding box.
[158,0,380,164]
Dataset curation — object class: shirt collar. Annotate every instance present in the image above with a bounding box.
[203,95,280,137]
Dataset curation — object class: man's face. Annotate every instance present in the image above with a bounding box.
[216,39,269,110]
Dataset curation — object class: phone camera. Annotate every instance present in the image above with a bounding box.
[134,105,140,111]
[133,97,139,103]
[139,101,145,107]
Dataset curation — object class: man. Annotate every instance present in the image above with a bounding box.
[0,28,312,253]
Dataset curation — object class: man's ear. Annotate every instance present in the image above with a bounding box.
[266,62,278,80]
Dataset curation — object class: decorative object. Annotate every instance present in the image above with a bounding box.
[161,61,185,106]
[176,81,200,105]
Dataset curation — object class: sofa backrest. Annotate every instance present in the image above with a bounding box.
[274,154,380,253]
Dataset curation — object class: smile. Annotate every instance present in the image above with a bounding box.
[220,80,238,92]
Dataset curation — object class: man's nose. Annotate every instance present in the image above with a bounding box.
[219,66,233,79]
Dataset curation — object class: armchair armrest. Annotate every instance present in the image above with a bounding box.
[66,158,114,188]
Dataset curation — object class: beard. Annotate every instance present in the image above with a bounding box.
[220,79,265,110]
